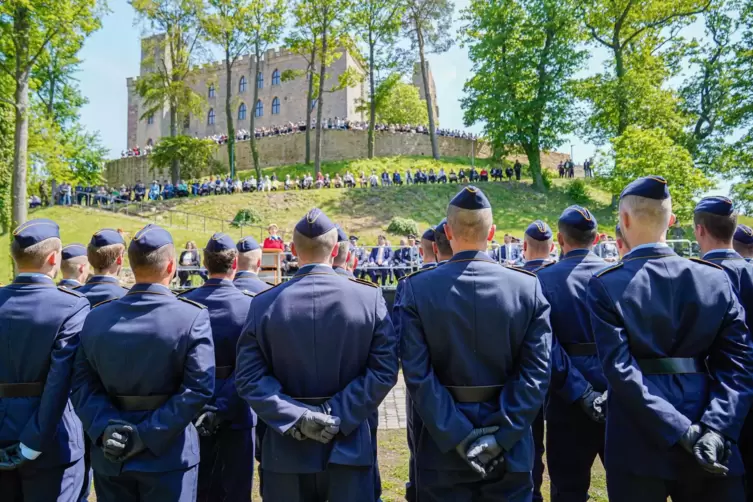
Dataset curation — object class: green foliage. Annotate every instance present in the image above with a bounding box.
[0,106,12,234]
[540,168,554,191]
[387,217,419,237]
[731,180,753,215]
[565,179,590,204]
[231,208,263,227]
[366,74,428,125]
[149,136,224,180]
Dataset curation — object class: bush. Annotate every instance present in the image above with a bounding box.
[231,208,262,227]
[566,179,590,204]
[541,168,554,190]
[387,217,419,237]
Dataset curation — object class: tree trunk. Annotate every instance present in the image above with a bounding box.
[11,6,30,235]
[251,46,262,180]
[523,141,545,192]
[169,104,179,183]
[225,48,236,179]
[416,25,439,160]
[314,24,328,175]
[614,41,628,136]
[305,41,317,165]
[368,35,376,159]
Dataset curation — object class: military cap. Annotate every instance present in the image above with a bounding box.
[90,228,125,248]
[205,232,235,252]
[525,220,553,241]
[620,176,670,200]
[408,234,417,240]
[734,224,753,245]
[349,235,359,242]
[449,185,491,210]
[435,218,448,236]
[694,196,735,216]
[129,224,173,253]
[13,219,60,249]
[336,226,348,243]
[237,236,260,252]
[422,227,436,242]
[295,208,335,238]
[62,244,87,260]
[559,205,597,231]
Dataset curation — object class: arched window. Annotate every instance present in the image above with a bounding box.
[272,69,280,86]
[238,103,247,121]
[208,84,215,98]
[272,97,280,115]
[256,71,263,89]
[208,108,215,125]
[146,138,154,147]
[239,76,247,93]
[255,100,263,117]
[147,113,154,125]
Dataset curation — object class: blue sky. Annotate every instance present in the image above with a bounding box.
[77,0,729,194]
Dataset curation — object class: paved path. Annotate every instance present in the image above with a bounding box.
[378,374,408,430]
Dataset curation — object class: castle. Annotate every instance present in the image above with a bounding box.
[125,36,438,150]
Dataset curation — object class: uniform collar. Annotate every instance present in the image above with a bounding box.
[14,273,55,285]
[623,243,674,260]
[59,278,82,286]
[86,275,120,285]
[524,258,547,267]
[294,264,339,277]
[562,249,592,260]
[420,262,436,270]
[128,283,174,296]
[203,278,235,287]
[703,249,743,260]
[235,270,257,278]
[449,250,495,263]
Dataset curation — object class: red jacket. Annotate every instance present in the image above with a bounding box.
[263,236,284,250]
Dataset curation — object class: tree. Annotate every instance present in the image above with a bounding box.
[461,0,585,191]
[350,0,404,158]
[149,135,224,180]
[132,0,204,183]
[0,0,103,232]
[367,73,428,125]
[403,0,454,160]
[599,126,713,221]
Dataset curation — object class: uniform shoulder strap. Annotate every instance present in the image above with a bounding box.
[92,298,116,309]
[349,278,378,288]
[506,266,536,278]
[595,262,624,277]
[178,296,208,309]
[689,257,723,270]
[534,261,556,273]
[57,286,85,298]
[241,290,256,298]
[253,283,279,297]
[264,281,275,287]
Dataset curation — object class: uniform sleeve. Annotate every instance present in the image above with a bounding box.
[588,276,691,448]
[21,297,90,452]
[701,283,753,441]
[327,292,399,436]
[235,306,309,434]
[136,309,215,455]
[398,279,475,453]
[494,281,552,451]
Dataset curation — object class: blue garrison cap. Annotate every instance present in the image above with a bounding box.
[205,233,235,253]
[735,224,753,245]
[129,224,173,253]
[62,244,87,260]
[694,196,735,216]
[525,220,552,241]
[336,226,348,243]
[90,228,125,248]
[435,218,448,236]
[559,205,597,231]
[295,208,336,238]
[13,218,60,249]
[449,186,491,210]
[620,176,670,200]
[422,227,435,242]
[237,236,260,252]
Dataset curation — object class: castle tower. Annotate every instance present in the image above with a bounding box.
[413,62,439,125]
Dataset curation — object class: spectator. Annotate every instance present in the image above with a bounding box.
[29,194,41,209]
[449,169,458,183]
[437,168,447,183]
[458,168,466,183]
[469,167,479,182]
[558,161,565,178]
[344,171,355,188]
[282,242,299,274]
[178,241,202,287]
[428,169,437,184]
[381,170,391,186]
[514,160,522,181]
[39,181,49,207]
[405,169,414,185]
[491,167,503,181]
[506,166,514,181]
[392,171,402,186]
[369,171,379,188]
[480,168,488,182]
[134,180,146,201]
[263,224,285,250]
[368,235,392,286]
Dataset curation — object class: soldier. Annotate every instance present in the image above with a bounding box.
[588,176,753,501]
[734,224,753,261]
[536,207,607,502]
[71,223,215,502]
[0,219,90,501]
[350,236,368,280]
[234,236,272,294]
[419,227,438,269]
[76,229,129,306]
[181,233,256,502]
[58,244,89,288]
[517,220,556,502]
[235,208,398,502]
[432,219,453,264]
[333,227,353,278]
[397,186,552,501]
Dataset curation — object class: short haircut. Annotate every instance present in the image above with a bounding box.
[446,206,493,243]
[333,241,349,267]
[733,240,753,258]
[11,238,62,269]
[619,195,672,231]
[421,238,436,261]
[128,243,175,274]
[558,222,597,249]
[203,248,237,275]
[694,211,737,242]
[237,248,262,272]
[524,234,552,256]
[435,231,453,258]
[61,255,88,277]
[87,243,125,271]
[293,228,337,262]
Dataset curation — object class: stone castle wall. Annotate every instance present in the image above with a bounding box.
[104,130,569,186]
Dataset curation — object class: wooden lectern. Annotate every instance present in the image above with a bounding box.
[260,249,283,284]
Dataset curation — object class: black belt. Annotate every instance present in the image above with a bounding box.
[216,366,233,379]
[446,385,504,403]
[564,343,597,357]
[294,396,332,406]
[113,395,170,411]
[0,382,44,398]
[637,358,706,375]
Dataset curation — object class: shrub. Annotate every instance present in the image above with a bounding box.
[231,208,262,227]
[541,168,554,191]
[387,217,419,237]
[566,179,590,204]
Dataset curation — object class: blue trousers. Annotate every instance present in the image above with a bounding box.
[197,427,255,502]
[531,410,544,502]
[417,469,533,502]
[546,403,604,502]
[0,457,84,502]
[93,466,198,502]
[405,394,420,502]
[78,436,93,502]
[262,464,375,502]
[607,469,745,502]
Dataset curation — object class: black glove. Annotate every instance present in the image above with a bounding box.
[105,420,147,462]
[693,428,731,475]
[102,423,130,462]
[578,388,606,423]
[467,434,505,474]
[455,426,500,477]
[0,446,13,471]
[0,444,31,471]
[194,406,221,437]
[678,423,703,454]
[295,410,341,444]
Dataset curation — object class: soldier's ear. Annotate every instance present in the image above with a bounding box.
[291,243,298,258]
[487,224,496,242]
[232,255,238,271]
[669,213,677,227]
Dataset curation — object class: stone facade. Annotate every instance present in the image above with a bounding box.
[413,62,439,123]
